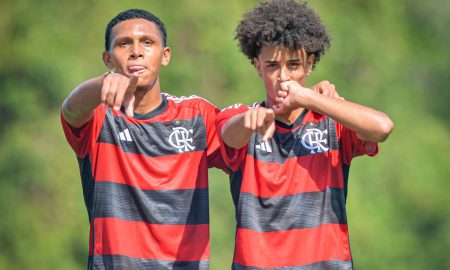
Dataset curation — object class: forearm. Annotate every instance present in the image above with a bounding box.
[221,114,254,149]
[303,91,394,142]
[62,75,104,128]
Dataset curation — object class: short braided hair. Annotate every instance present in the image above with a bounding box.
[105,9,167,51]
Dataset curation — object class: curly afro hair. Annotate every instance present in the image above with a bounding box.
[235,0,331,68]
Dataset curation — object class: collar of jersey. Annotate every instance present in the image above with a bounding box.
[122,94,168,120]
[260,101,308,130]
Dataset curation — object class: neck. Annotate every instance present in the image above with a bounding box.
[275,107,305,125]
[266,98,305,125]
[133,79,163,115]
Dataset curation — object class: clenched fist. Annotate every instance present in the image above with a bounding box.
[101,72,138,116]
[243,107,276,141]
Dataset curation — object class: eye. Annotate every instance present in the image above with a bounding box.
[288,62,301,69]
[142,39,152,46]
[119,40,129,47]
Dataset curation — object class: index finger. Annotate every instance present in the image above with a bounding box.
[125,76,139,96]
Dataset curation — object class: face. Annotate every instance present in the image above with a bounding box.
[254,46,314,108]
[103,18,171,89]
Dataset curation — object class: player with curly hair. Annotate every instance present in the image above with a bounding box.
[216,0,394,269]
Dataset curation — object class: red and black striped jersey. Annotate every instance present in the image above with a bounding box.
[61,94,224,270]
[216,103,378,270]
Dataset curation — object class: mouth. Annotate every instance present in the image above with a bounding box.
[127,65,147,75]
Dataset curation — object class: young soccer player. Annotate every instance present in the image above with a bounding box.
[61,9,224,269]
[216,1,394,269]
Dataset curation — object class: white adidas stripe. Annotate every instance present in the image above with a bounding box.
[118,129,132,142]
[255,141,272,152]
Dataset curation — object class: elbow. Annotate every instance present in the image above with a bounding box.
[221,129,247,150]
[61,99,78,121]
[374,116,394,142]
[221,122,252,149]
[61,98,91,128]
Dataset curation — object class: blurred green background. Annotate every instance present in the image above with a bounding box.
[0,0,449,269]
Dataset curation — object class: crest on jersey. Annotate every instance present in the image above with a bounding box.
[301,127,329,154]
[168,127,195,153]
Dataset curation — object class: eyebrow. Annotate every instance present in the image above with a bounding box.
[114,33,159,41]
[264,58,303,63]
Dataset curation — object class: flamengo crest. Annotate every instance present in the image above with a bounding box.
[168,127,195,153]
[301,128,329,154]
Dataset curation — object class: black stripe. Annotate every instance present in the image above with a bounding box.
[77,156,95,221]
[232,259,352,270]
[93,181,209,225]
[237,188,347,232]
[230,168,244,209]
[78,156,97,270]
[342,163,350,202]
[247,118,339,164]
[98,111,207,157]
[90,255,209,270]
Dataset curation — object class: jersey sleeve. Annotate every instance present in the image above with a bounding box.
[196,99,227,171]
[60,105,107,158]
[215,104,249,172]
[335,120,379,165]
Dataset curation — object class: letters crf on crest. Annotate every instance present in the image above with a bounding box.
[301,127,329,154]
[168,127,195,153]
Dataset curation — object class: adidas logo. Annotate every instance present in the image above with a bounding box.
[118,128,133,142]
[255,140,272,153]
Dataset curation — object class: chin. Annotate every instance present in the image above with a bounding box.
[136,83,150,90]
[138,79,156,90]
[274,107,290,115]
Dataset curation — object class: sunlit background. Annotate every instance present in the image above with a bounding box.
[0,0,449,269]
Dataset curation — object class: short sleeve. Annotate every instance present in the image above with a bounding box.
[215,104,249,172]
[196,99,227,171]
[335,120,379,165]
[60,105,107,158]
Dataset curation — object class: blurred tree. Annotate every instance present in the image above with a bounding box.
[0,0,448,269]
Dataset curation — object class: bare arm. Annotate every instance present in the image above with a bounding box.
[62,75,104,128]
[223,80,341,149]
[221,107,275,149]
[276,81,394,142]
[61,73,137,128]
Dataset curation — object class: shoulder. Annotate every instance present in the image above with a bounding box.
[304,110,328,123]
[221,103,245,111]
[163,93,218,111]
[220,102,259,113]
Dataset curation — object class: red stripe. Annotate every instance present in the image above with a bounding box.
[241,150,344,197]
[93,218,210,261]
[91,143,208,190]
[234,224,351,268]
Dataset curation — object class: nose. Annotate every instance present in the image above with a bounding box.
[130,43,143,59]
[278,66,291,82]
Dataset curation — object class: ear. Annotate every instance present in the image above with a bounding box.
[161,47,171,66]
[305,54,315,76]
[254,57,263,78]
[103,51,115,69]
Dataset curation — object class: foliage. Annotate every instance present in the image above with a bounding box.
[0,0,448,269]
